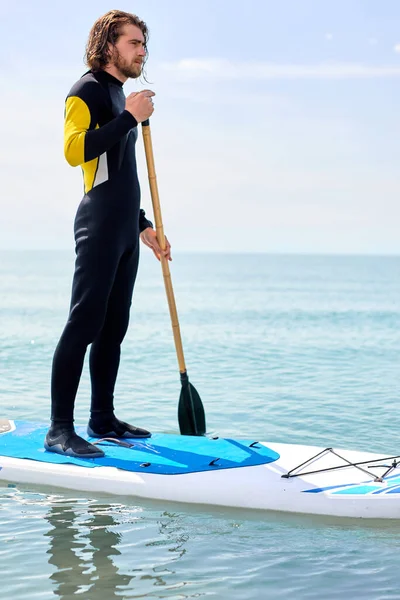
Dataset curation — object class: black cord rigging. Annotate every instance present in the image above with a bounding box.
[281,449,400,483]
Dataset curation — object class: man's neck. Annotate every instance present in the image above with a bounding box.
[103,64,127,84]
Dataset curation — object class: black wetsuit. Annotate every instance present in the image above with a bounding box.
[46,70,152,456]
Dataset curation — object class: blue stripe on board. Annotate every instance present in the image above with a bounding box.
[303,470,400,495]
[303,483,356,494]
[332,485,382,495]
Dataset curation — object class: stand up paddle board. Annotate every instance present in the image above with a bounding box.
[1,419,399,518]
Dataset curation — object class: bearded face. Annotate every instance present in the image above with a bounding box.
[108,24,146,79]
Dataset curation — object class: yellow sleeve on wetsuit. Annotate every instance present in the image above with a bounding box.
[64,96,91,167]
[64,96,100,194]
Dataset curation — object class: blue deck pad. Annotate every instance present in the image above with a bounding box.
[0,421,280,475]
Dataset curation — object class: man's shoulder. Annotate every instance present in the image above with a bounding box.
[66,71,106,104]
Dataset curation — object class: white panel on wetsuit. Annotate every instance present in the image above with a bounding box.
[93,152,109,188]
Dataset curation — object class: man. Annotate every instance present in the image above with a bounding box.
[45,10,171,458]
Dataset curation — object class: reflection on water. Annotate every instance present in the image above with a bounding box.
[3,486,400,600]
[45,501,130,598]
[43,497,191,599]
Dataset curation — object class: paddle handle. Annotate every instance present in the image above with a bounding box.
[142,120,187,374]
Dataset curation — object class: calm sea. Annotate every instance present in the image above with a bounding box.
[1,251,400,599]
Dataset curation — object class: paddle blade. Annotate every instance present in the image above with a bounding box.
[178,377,206,436]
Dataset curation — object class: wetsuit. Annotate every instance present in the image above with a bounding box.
[46,70,152,457]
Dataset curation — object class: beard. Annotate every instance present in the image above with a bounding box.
[112,48,142,79]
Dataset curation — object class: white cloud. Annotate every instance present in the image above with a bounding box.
[394,44,400,53]
[325,33,333,41]
[161,59,400,80]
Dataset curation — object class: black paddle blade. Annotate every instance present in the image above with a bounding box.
[178,372,206,436]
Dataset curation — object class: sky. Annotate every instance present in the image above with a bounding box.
[1,0,400,254]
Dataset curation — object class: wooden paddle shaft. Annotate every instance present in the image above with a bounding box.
[142,120,186,374]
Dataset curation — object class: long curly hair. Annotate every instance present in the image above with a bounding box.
[85,10,149,71]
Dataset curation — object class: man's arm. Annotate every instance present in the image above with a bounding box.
[64,90,137,167]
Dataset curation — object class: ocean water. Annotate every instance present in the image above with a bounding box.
[0,251,400,599]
